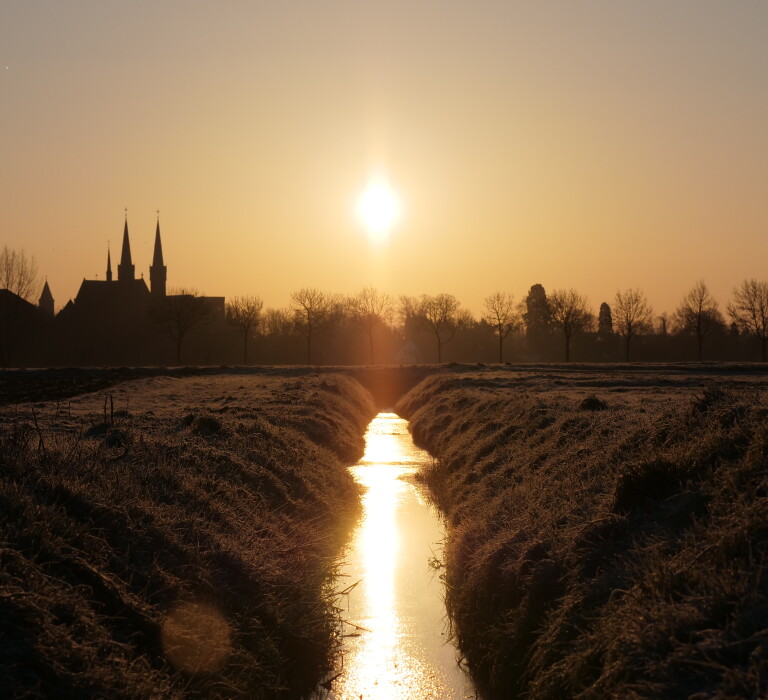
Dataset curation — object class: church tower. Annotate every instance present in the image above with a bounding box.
[149,213,167,298]
[106,245,113,282]
[117,212,135,282]
[39,280,54,316]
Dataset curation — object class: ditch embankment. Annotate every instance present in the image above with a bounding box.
[0,373,375,698]
[397,371,768,699]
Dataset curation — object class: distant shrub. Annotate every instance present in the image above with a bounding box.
[612,458,686,514]
[84,421,110,438]
[103,427,130,450]
[579,394,608,411]
[191,415,226,437]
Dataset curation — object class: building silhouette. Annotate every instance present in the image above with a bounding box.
[0,288,52,367]
[39,213,226,366]
[150,219,167,298]
[39,281,54,316]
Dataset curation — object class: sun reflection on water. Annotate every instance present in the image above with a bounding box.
[322,412,476,700]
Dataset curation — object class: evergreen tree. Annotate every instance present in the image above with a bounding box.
[522,283,552,357]
[597,302,613,337]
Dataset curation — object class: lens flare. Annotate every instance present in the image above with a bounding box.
[161,601,232,673]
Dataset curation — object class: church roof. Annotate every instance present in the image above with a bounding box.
[72,278,150,310]
[0,288,38,313]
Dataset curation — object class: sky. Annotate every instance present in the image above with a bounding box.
[2,1,767,318]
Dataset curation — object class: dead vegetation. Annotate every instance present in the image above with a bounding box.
[398,371,768,699]
[0,373,376,698]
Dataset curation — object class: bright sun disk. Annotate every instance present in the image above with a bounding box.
[357,181,400,236]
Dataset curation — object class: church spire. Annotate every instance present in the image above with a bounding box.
[106,243,113,282]
[150,210,167,297]
[117,209,135,282]
[39,279,54,316]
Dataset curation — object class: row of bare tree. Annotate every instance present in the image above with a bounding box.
[4,244,768,364]
[222,279,768,364]
[490,280,768,362]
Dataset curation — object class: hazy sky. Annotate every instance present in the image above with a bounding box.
[2,1,767,317]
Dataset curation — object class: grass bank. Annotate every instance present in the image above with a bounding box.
[0,373,375,698]
[397,371,768,699]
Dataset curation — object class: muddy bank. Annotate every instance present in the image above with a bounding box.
[397,371,768,699]
[0,373,375,698]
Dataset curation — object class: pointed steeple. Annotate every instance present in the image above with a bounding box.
[149,210,167,297]
[39,279,54,316]
[117,209,135,282]
[106,244,113,282]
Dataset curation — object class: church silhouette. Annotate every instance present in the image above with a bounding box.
[36,213,226,366]
[60,215,162,315]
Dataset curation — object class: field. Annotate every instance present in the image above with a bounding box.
[397,365,768,699]
[0,371,375,698]
[3,363,768,699]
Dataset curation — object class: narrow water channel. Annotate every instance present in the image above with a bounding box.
[317,412,476,700]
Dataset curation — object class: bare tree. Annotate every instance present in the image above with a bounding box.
[291,287,331,364]
[728,279,768,361]
[673,281,724,361]
[398,295,422,341]
[261,308,295,361]
[0,246,41,367]
[549,288,592,362]
[0,246,40,301]
[420,293,461,363]
[152,288,212,364]
[348,286,393,364]
[614,288,653,361]
[483,292,519,363]
[264,308,294,336]
[226,295,263,364]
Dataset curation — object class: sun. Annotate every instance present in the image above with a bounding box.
[357,180,400,238]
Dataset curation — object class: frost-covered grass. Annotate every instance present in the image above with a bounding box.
[0,372,375,698]
[398,368,768,699]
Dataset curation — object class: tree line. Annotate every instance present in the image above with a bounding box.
[3,244,768,365]
[224,279,768,365]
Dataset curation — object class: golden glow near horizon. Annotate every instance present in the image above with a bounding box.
[2,3,768,316]
[357,179,401,240]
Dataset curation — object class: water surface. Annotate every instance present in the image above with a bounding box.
[318,412,476,700]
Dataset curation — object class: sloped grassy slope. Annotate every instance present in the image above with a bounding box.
[0,374,375,699]
[398,373,768,699]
